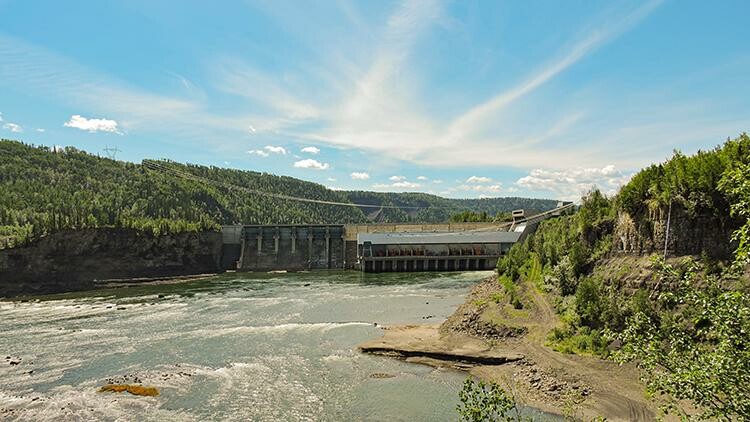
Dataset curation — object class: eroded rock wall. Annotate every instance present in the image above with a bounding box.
[0,229,222,297]
[614,207,735,259]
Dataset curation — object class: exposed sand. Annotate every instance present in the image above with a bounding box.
[357,276,656,421]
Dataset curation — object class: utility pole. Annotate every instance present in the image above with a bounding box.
[663,199,672,260]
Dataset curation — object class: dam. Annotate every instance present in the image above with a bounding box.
[219,204,573,273]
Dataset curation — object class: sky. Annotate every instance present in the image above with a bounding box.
[1,0,749,201]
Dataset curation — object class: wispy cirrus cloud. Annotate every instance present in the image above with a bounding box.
[271,0,671,170]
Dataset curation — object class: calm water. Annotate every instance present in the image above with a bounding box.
[0,271,554,421]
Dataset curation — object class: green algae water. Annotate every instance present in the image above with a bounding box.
[0,271,556,421]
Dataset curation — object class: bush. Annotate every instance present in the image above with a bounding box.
[457,378,527,422]
[615,258,750,420]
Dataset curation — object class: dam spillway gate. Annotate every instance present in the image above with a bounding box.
[221,225,347,271]
[219,203,574,273]
[220,222,526,273]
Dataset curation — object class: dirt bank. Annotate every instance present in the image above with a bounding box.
[0,228,223,297]
[358,276,655,421]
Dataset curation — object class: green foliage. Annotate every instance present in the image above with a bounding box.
[552,256,578,296]
[618,133,750,220]
[457,378,527,422]
[547,325,608,356]
[574,277,603,329]
[0,140,556,247]
[614,257,750,420]
[498,274,523,309]
[450,210,513,223]
[348,190,556,223]
[498,188,615,296]
[719,154,750,266]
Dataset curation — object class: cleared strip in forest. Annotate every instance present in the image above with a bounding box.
[142,159,451,210]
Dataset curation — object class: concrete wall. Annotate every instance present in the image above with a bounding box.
[238,225,346,271]
[342,222,502,241]
[233,222,509,272]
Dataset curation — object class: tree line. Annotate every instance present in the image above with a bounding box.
[0,140,556,248]
[493,133,750,419]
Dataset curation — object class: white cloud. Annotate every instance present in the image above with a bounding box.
[294,159,330,170]
[264,145,287,155]
[350,172,370,180]
[0,112,3,121]
[327,177,337,182]
[389,175,406,181]
[466,176,492,184]
[417,176,428,181]
[0,2,692,174]
[516,165,631,200]
[64,115,120,134]
[432,179,443,184]
[2,122,22,133]
[247,145,287,157]
[301,146,320,154]
[456,184,502,193]
[35,128,45,133]
[373,181,421,190]
[247,149,270,157]
[279,1,668,170]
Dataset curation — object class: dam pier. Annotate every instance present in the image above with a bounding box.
[220,204,573,273]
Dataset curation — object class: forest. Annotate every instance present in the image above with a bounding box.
[494,133,750,419]
[0,140,556,248]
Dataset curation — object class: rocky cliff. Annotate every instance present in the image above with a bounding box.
[0,229,222,297]
[614,205,737,259]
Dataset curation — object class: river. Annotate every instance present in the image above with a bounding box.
[0,271,555,421]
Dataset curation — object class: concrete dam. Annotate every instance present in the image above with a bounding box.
[219,204,573,273]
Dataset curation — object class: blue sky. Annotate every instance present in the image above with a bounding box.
[1,0,748,200]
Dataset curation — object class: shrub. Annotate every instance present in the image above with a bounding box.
[457,378,527,422]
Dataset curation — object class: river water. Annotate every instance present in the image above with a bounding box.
[0,271,555,421]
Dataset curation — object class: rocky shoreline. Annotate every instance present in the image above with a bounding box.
[0,228,222,297]
[358,275,655,421]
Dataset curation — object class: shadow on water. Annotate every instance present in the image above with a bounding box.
[6,270,494,303]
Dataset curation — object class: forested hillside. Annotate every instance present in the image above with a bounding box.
[343,191,554,223]
[494,133,750,419]
[0,140,555,248]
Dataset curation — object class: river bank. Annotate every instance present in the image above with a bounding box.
[2,270,523,420]
[0,228,223,297]
[358,275,655,421]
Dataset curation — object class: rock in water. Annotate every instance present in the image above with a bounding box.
[99,384,159,397]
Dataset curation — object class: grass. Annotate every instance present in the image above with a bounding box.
[546,326,609,357]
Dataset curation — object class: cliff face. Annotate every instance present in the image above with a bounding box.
[0,229,222,297]
[614,206,736,259]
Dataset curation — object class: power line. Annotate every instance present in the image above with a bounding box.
[142,160,449,210]
[141,159,574,225]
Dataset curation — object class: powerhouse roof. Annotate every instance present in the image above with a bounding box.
[357,231,522,245]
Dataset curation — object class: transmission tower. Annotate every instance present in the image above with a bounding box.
[102,146,122,160]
